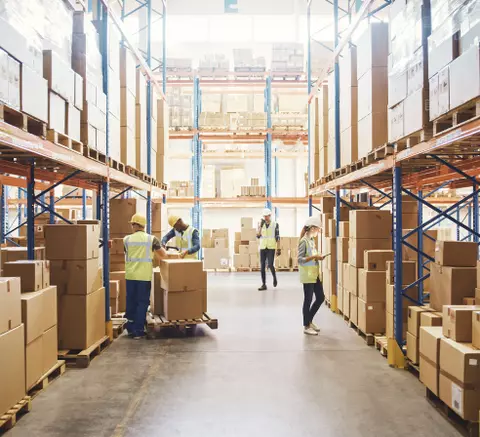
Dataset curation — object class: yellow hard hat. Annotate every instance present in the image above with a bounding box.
[129,213,147,227]
[168,215,181,227]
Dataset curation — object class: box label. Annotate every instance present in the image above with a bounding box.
[451,382,463,415]
[468,358,478,366]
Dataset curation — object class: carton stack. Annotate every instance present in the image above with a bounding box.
[136,70,147,174]
[275,237,299,270]
[109,198,147,239]
[168,181,194,198]
[332,206,349,315]
[203,228,230,270]
[167,87,193,129]
[240,178,266,197]
[3,262,57,390]
[155,96,169,183]
[152,259,207,320]
[120,46,137,168]
[45,223,105,350]
[356,23,389,159]
[1,246,46,272]
[318,197,335,303]
[350,210,392,332]
[233,218,258,270]
[271,43,304,72]
[338,222,350,317]
[388,0,431,143]
[406,305,441,364]
[315,85,329,179]
[0,276,25,418]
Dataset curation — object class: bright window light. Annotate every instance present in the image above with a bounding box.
[164,15,210,43]
[253,15,296,42]
[209,15,253,42]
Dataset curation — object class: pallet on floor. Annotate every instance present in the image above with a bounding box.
[433,98,480,136]
[0,396,32,433]
[112,317,127,339]
[47,129,83,153]
[27,360,66,399]
[426,388,479,437]
[58,335,111,368]
[233,267,252,272]
[348,321,375,346]
[374,335,388,357]
[405,358,420,379]
[395,127,433,151]
[0,103,47,138]
[205,268,233,273]
[146,312,218,338]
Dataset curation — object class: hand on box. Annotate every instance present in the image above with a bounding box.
[180,250,188,259]
[276,249,281,256]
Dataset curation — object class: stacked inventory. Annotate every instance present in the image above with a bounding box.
[167,87,192,129]
[199,112,229,129]
[356,23,389,158]
[152,260,207,320]
[203,165,217,198]
[45,222,105,350]
[271,44,304,72]
[314,85,329,179]
[203,228,231,270]
[233,218,258,269]
[233,49,266,72]
[166,58,193,75]
[198,54,229,74]
[120,46,137,168]
[240,178,266,197]
[326,73,336,173]
[231,112,266,130]
[156,99,169,183]
[319,197,336,303]
[168,181,194,198]
[276,237,299,270]
[406,306,442,364]
[388,0,431,143]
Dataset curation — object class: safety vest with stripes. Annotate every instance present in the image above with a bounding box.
[175,225,198,259]
[124,231,154,281]
[299,236,319,284]
[260,221,277,250]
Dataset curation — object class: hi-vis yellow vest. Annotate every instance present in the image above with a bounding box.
[299,236,319,284]
[124,231,154,281]
[260,221,277,250]
[175,226,198,259]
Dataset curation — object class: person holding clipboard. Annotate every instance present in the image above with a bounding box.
[298,216,327,336]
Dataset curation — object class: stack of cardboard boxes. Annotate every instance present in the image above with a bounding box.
[156,98,168,183]
[233,218,258,270]
[46,222,105,350]
[275,237,299,270]
[240,178,266,197]
[1,247,46,272]
[314,85,329,180]
[319,197,336,303]
[168,181,194,198]
[3,261,57,391]
[271,43,304,72]
[203,228,231,270]
[120,46,137,168]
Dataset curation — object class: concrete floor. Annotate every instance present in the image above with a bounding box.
[8,272,461,437]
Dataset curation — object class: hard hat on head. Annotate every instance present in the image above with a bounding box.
[304,216,321,229]
[262,208,272,218]
[168,215,181,227]
[129,213,147,227]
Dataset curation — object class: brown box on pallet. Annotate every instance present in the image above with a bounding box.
[163,288,206,320]
[0,324,25,416]
[110,272,126,313]
[1,247,45,270]
[435,241,478,267]
[349,238,391,268]
[0,277,21,336]
[349,210,392,239]
[442,306,480,342]
[386,284,415,319]
[337,237,348,263]
[58,286,105,350]
[42,325,58,375]
[4,260,49,293]
[358,299,385,334]
[45,224,99,260]
[50,259,102,296]
[386,260,416,286]
[109,280,119,315]
[160,259,207,292]
[358,270,386,302]
[406,332,419,364]
[350,294,358,325]
[364,250,394,271]
[439,338,480,421]
[430,264,476,311]
[421,311,443,327]
[386,311,407,340]
[408,305,435,337]
[419,326,443,395]
[473,311,480,350]
[109,198,146,236]
[21,287,57,344]
[338,222,349,238]
[26,335,43,390]
[319,197,335,214]
[348,264,359,296]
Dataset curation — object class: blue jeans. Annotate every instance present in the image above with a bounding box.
[125,279,151,336]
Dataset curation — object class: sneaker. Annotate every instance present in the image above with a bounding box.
[132,332,146,340]
[273,277,278,288]
[258,285,267,291]
[309,322,321,332]
[304,327,318,336]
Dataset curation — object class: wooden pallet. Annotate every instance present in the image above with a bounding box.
[112,317,127,339]
[349,321,375,346]
[205,268,232,273]
[110,158,125,173]
[47,129,83,153]
[405,358,420,379]
[58,335,111,368]
[433,98,480,136]
[234,267,252,272]
[0,103,47,138]
[343,314,350,323]
[146,312,218,338]
[426,388,479,437]
[367,143,394,162]
[126,165,142,179]
[0,396,32,433]
[374,335,388,357]
[83,146,109,165]
[27,360,66,399]
[395,127,433,151]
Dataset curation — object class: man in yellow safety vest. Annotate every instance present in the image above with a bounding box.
[257,208,280,291]
[124,213,167,339]
[161,215,200,259]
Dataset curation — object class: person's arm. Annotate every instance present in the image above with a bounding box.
[187,229,200,255]
[257,219,265,239]
[152,236,167,261]
[298,239,322,265]
[161,228,175,248]
[275,223,280,242]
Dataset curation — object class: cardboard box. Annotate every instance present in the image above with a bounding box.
[473,311,480,350]
[58,286,105,350]
[0,324,25,416]
[109,198,145,236]
[1,247,45,270]
[349,210,392,239]
[42,325,58,375]
[26,335,43,390]
[45,224,100,260]
[110,272,126,313]
[344,289,351,318]
[420,326,443,365]
[442,306,480,342]
[386,284,415,319]
[109,280,119,315]
[430,264,476,311]
[160,259,207,291]
[449,43,480,110]
[420,356,439,395]
[364,250,394,271]
[241,217,253,229]
[214,238,228,249]
[233,254,251,269]
[152,271,163,316]
[21,286,57,344]
[337,238,349,263]
[358,269,386,302]
[163,288,205,320]
[4,261,49,293]
[0,277,21,336]
[203,248,230,270]
[349,238,392,268]
[241,228,257,242]
[50,259,102,296]
[435,241,478,267]
[350,294,358,325]
[420,311,443,327]
[386,260,416,285]
[239,245,249,255]
[212,229,228,240]
[358,299,386,334]
[386,311,407,340]
[357,23,389,79]
[464,297,477,305]
[406,331,419,364]
[338,222,349,238]
[408,306,435,337]
[249,241,259,254]
[319,197,335,213]
[348,264,359,296]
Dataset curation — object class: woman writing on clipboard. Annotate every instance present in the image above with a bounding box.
[298,216,327,336]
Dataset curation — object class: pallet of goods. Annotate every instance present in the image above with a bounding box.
[203,228,231,271]
[233,217,258,271]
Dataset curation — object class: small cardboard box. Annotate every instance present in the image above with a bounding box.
[110,272,126,313]
[239,245,250,255]
[233,254,250,269]
[0,277,21,336]
[241,228,257,242]
[319,197,335,213]
[420,311,443,327]
[214,238,228,249]
[50,259,102,296]
[435,241,478,267]
[442,306,480,342]
[406,331,419,364]
[45,224,100,260]
[364,250,394,271]
[212,229,228,240]
[349,210,392,239]
[160,259,206,292]
[408,306,435,337]
[4,260,50,293]
[358,299,386,334]
[473,311,480,350]
[21,287,57,344]
[163,288,205,320]
[241,217,253,229]
[203,248,230,270]
[358,269,386,302]
[386,260,416,286]
[349,238,392,268]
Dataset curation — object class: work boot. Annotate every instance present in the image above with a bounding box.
[273,277,278,288]
[258,284,267,291]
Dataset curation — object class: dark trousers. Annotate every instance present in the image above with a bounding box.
[303,278,325,327]
[260,248,277,285]
[125,279,151,335]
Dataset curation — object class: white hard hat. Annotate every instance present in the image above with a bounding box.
[305,216,321,229]
[262,208,272,217]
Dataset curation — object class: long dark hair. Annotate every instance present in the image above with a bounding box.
[299,225,307,239]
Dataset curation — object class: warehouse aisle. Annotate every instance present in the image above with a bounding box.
[9,273,460,437]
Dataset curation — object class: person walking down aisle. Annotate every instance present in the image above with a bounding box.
[124,214,167,339]
[162,215,200,259]
[298,216,326,336]
[257,208,280,291]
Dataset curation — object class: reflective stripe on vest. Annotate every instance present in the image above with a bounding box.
[175,226,198,259]
[124,232,154,281]
[260,221,276,250]
[299,237,319,284]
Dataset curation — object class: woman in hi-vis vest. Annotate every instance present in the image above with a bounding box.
[298,216,326,336]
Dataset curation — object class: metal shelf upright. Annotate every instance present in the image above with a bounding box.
[265,76,272,211]
[192,76,202,231]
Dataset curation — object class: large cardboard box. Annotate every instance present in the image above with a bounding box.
[318,197,335,213]
[109,272,126,313]
[45,224,100,260]
[58,286,105,350]
[386,260,416,286]
[349,238,391,268]
[241,217,253,229]
[26,335,43,390]
[42,325,58,374]
[0,324,25,416]
[163,288,206,320]
[160,259,207,292]
[435,241,478,267]
[109,198,146,236]
[203,248,230,270]
[241,228,257,242]
[337,237,349,263]
[348,264,359,296]
[406,332,419,364]
[419,326,444,395]
[152,270,163,316]
[350,294,358,325]
[4,260,49,293]
[386,311,407,340]
[364,250,394,271]
[0,277,21,336]
[358,299,385,334]
[449,43,480,110]
[386,284,415,318]
[50,259,102,296]
[357,22,389,79]
[430,264,476,311]
[358,270,386,302]
[21,287,57,344]
[442,306,480,342]
[407,306,434,337]
[349,210,392,239]
[421,311,443,327]
[420,357,438,395]
[473,311,480,350]
[339,222,349,238]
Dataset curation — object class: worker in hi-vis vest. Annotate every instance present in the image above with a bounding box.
[161,216,200,259]
[124,213,167,339]
[256,208,280,291]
